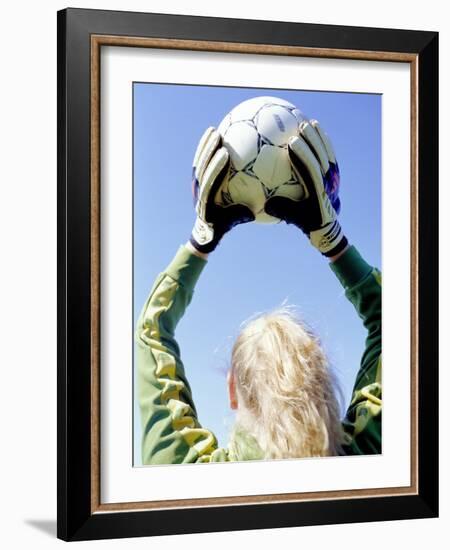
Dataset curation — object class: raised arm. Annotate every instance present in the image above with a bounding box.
[137,127,254,465]
[136,244,222,464]
[265,117,381,455]
[330,246,382,455]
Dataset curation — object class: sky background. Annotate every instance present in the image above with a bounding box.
[133,83,381,466]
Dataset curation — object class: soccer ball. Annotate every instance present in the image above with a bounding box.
[215,96,307,224]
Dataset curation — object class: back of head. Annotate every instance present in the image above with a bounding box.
[229,307,345,460]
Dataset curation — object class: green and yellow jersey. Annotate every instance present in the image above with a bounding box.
[136,244,381,464]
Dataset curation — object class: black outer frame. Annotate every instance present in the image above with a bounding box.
[57,7,438,542]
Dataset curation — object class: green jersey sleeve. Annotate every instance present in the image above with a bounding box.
[136,245,230,465]
[330,245,382,455]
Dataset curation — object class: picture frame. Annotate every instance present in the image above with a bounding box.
[57,7,439,542]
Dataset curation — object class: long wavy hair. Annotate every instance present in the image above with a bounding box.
[228,307,346,460]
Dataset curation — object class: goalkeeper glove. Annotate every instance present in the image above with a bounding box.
[190,127,254,253]
[265,119,347,257]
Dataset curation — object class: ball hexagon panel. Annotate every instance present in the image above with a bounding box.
[229,96,284,123]
[221,172,267,214]
[273,181,306,201]
[255,105,299,147]
[252,144,293,189]
[223,121,259,171]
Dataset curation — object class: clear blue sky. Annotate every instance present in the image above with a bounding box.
[133,82,381,466]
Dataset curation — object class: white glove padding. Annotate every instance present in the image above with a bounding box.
[190,127,254,253]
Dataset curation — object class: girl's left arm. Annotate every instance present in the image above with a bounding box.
[329,245,382,454]
[136,244,229,464]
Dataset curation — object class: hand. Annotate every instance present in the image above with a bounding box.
[264,119,347,257]
[190,127,255,253]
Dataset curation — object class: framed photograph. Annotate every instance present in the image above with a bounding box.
[57,8,438,541]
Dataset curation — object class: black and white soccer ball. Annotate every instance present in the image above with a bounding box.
[215,96,307,224]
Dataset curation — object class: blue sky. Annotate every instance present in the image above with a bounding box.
[133,82,381,466]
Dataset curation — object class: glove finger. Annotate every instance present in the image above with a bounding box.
[192,127,215,202]
[288,135,324,199]
[310,119,337,164]
[193,127,215,169]
[299,120,330,175]
[193,127,221,184]
[196,146,229,221]
[288,136,335,227]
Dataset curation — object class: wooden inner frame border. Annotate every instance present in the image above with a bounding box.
[90,35,419,514]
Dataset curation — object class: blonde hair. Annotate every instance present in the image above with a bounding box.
[229,307,346,460]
